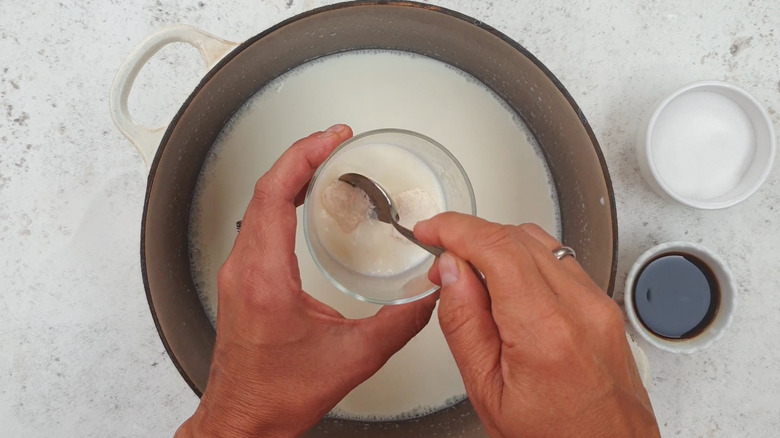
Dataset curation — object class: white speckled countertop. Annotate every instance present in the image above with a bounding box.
[2,1,778,436]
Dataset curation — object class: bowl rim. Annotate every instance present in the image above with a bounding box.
[302,127,476,305]
[642,80,776,209]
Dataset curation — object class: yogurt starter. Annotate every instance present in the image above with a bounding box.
[312,142,443,276]
[189,49,560,421]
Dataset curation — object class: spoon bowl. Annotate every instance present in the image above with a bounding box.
[338,172,445,257]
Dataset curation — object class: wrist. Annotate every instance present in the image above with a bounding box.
[175,406,233,438]
[604,388,661,438]
[177,393,302,438]
[174,414,202,438]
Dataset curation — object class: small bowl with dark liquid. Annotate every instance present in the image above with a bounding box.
[624,241,736,353]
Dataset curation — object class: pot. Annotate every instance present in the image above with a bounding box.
[110,2,617,436]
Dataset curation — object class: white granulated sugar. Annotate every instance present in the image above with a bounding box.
[651,91,755,201]
[321,180,372,232]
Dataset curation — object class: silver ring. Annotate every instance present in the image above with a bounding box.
[553,246,576,260]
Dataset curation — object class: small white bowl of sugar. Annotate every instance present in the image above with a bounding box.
[637,81,776,209]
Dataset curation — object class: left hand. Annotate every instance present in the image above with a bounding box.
[176,124,438,437]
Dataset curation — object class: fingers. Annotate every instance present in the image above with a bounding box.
[293,182,311,207]
[518,224,599,290]
[414,213,555,317]
[238,124,353,257]
[435,253,503,408]
[417,214,604,302]
[427,256,441,284]
[254,124,353,206]
[509,225,608,312]
[354,293,438,372]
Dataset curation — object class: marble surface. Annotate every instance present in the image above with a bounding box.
[2,0,778,436]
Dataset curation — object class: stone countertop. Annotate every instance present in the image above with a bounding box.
[2,0,778,436]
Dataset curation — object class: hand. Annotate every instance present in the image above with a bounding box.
[414,214,660,438]
[176,125,437,438]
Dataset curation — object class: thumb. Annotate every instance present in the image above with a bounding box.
[437,252,503,403]
[353,293,438,372]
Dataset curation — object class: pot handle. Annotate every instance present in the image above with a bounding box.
[109,24,238,168]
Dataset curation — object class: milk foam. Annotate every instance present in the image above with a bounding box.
[189,49,560,421]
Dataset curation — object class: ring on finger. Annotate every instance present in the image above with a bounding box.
[553,246,576,260]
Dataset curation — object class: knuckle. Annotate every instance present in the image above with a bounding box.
[517,222,545,236]
[438,303,472,340]
[598,299,627,333]
[432,211,463,226]
[216,260,236,292]
[517,222,559,249]
[217,256,269,307]
[572,294,626,344]
[476,224,516,252]
[252,177,274,204]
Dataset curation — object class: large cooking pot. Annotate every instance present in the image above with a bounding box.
[110,2,617,436]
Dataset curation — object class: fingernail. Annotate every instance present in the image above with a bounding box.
[439,252,459,287]
[318,124,347,138]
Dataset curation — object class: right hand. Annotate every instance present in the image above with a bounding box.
[414,213,660,438]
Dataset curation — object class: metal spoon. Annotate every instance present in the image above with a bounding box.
[338,172,444,257]
[339,172,487,286]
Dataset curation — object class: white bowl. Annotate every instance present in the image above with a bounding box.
[637,81,775,209]
[624,241,736,354]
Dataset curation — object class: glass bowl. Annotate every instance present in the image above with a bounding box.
[303,128,475,305]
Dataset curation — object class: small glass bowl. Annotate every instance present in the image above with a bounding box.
[303,128,475,305]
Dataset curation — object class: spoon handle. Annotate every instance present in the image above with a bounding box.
[391,221,444,257]
[391,221,487,287]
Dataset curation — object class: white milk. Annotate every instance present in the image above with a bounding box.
[189,50,560,420]
[313,142,444,276]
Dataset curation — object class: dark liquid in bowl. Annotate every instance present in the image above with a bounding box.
[632,253,719,339]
